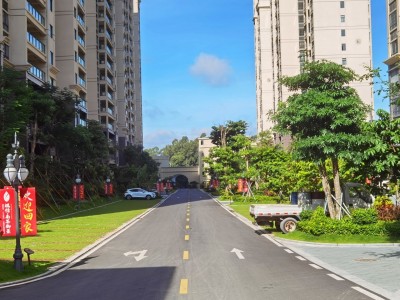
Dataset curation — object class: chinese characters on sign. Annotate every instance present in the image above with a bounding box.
[0,186,37,237]
[20,187,37,236]
[0,186,16,237]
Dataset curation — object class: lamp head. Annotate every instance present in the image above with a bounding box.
[3,153,17,184]
[17,155,29,182]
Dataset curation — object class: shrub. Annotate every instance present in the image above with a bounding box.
[373,195,393,208]
[297,207,388,236]
[300,209,313,221]
[351,208,378,225]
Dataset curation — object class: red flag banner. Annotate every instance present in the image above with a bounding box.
[20,187,37,236]
[104,183,114,195]
[0,186,16,237]
[73,185,85,200]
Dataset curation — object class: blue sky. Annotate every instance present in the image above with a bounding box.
[141,0,388,149]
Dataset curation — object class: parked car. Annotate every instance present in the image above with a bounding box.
[124,188,156,200]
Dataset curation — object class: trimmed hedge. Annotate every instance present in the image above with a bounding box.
[297,207,400,237]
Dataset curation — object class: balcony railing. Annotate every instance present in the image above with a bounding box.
[77,15,85,27]
[79,77,86,87]
[28,66,45,81]
[106,45,113,56]
[78,0,85,7]
[78,35,85,47]
[78,98,87,108]
[77,56,86,67]
[107,92,113,100]
[27,32,45,53]
[26,2,45,26]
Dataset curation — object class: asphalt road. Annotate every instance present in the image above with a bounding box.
[0,189,388,300]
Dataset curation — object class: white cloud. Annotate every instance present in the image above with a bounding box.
[189,53,233,86]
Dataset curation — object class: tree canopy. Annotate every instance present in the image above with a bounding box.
[209,120,248,147]
[272,60,371,218]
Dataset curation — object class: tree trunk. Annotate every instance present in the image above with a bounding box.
[318,163,335,218]
[332,157,342,219]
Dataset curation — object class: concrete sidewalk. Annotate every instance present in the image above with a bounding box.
[276,238,400,300]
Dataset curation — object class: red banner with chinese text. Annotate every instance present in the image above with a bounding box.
[73,185,85,200]
[20,187,37,236]
[0,186,16,237]
[104,183,113,195]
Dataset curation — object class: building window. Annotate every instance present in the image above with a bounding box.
[50,77,55,87]
[75,73,78,84]
[340,1,345,8]
[391,40,399,55]
[50,51,54,65]
[341,43,347,51]
[341,15,345,22]
[342,58,347,65]
[341,29,346,37]
[390,12,397,31]
[74,29,77,40]
[49,0,53,11]
[49,24,54,38]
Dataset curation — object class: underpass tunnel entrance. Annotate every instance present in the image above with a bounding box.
[171,174,189,188]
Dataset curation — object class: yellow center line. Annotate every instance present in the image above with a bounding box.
[185,234,190,241]
[186,218,190,222]
[180,279,188,294]
[183,250,189,260]
[185,225,190,229]
[187,213,190,216]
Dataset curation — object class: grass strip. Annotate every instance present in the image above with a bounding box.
[0,199,159,283]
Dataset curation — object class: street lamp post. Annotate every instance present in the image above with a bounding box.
[75,174,82,210]
[3,134,29,272]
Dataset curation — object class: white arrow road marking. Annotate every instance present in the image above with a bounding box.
[231,248,245,259]
[124,250,148,261]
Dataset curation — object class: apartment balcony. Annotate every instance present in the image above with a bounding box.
[77,55,86,68]
[27,33,46,63]
[78,76,86,88]
[78,35,86,48]
[29,0,46,9]
[77,98,88,113]
[384,54,400,66]
[77,0,85,10]
[77,14,86,30]
[26,2,46,35]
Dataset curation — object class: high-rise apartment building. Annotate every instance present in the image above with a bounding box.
[386,0,400,118]
[0,0,143,166]
[254,0,374,135]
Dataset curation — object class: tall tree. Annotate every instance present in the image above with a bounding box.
[272,60,371,218]
[209,120,248,147]
[162,136,198,167]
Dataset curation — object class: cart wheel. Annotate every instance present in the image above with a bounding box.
[279,218,297,234]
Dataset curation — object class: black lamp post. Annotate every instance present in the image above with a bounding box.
[3,133,29,272]
[75,174,82,210]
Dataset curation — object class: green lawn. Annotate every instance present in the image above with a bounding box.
[229,201,400,244]
[0,198,159,283]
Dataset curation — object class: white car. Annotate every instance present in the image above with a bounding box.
[124,188,156,200]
